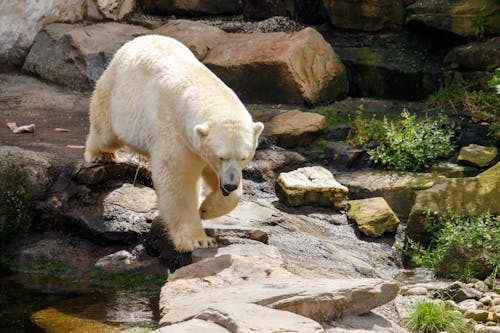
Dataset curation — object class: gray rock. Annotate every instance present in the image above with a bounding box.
[243,148,307,182]
[430,162,479,178]
[23,22,148,90]
[154,319,230,333]
[159,254,399,325]
[458,144,498,168]
[337,170,443,218]
[96,0,136,20]
[275,166,348,209]
[347,197,399,237]
[192,238,282,262]
[444,37,500,70]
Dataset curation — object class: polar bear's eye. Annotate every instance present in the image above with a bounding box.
[241,158,246,162]
[218,157,225,161]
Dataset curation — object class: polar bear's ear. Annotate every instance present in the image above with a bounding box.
[195,122,211,137]
[253,122,264,138]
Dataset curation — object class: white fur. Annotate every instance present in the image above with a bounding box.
[85,35,263,252]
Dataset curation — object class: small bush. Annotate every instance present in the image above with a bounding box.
[403,301,471,333]
[368,110,456,171]
[346,111,385,146]
[405,211,499,280]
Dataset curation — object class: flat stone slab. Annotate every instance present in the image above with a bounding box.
[275,166,348,209]
[154,319,229,333]
[347,197,399,237]
[192,238,282,262]
[458,144,498,168]
[159,255,399,326]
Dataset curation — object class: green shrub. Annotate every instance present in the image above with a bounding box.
[368,110,456,171]
[403,301,471,333]
[405,211,499,280]
[346,111,385,146]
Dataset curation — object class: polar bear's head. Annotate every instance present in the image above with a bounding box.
[195,119,264,196]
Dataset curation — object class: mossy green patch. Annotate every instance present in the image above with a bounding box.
[87,268,168,288]
[34,261,69,275]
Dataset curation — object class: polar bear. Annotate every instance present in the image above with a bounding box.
[84,35,264,252]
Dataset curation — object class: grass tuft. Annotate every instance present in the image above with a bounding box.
[403,301,471,333]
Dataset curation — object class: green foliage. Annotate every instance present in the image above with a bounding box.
[403,301,471,333]
[368,110,456,171]
[34,261,69,275]
[313,104,350,126]
[472,15,487,39]
[405,211,500,280]
[345,111,385,146]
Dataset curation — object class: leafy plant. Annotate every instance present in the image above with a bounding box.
[403,300,471,333]
[346,110,385,146]
[405,211,499,280]
[472,15,487,39]
[368,110,457,171]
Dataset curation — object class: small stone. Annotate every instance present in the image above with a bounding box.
[405,286,428,295]
[265,110,327,148]
[493,298,500,306]
[476,281,491,293]
[347,197,399,237]
[464,309,489,322]
[458,144,498,168]
[482,326,500,333]
[275,166,348,209]
[479,296,493,305]
[457,299,483,311]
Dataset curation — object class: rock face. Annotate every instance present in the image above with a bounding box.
[243,148,307,182]
[347,197,400,237]
[203,27,349,104]
[407,163,500,242]
[96,0,135,20]
[458,144,498,168]
[322,0,405,31]
[436,242,495,280]
[407,0,500,37]
[23,23,148,90]
[275,166,349,208]
[141,0,241,15]
[158,254,399,328]
[0,0,86,66]
[265,110,327,147]
[444,37,500,70]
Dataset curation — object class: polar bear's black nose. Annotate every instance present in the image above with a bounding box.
[223,183,238,193]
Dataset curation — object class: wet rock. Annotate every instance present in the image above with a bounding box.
[243,148,307,182]
[265,110,327,148]
[436,242,495,280]
[141,0,241,16]
[0,0,86,67]
[336,46,441,100]
[204,27,348,104]
[347,197,399,237]
[0,146,53,199]
[94,245,163,274]
[159,254,399,325]
[407,163,499,243]
[458,144,498,168]
[195,303,324,333]
[406,0,500,37]
[31,307,122,333]
[445,37,500,70]
[337,170,443,218]
[97,0,135,20]
[275,166,348,209]
[23,22,148,90]
[153,20,227,60]
[322,0,405,31]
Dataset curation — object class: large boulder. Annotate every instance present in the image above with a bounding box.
[322,0,405,31]
[407,0,500,37]
[203,27,349,104]
[407,163,500,242]
[436,242,495,280]
[275,166,348,209]
[23,23,148,90]
[347,197,400,237]
[141,0,241,16]
[444,37,500,70]
[0,0,86,67]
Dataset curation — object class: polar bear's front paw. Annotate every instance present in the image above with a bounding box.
[173,233,217,252]
[84,150,119,164]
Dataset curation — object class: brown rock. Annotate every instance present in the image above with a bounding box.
[347,197,399,237]
[204,27,348,104]
[322,0,405,31]
[96,0,135,20]
[244,148,307,182]
[445,37,500,70]
[265,110,327,147]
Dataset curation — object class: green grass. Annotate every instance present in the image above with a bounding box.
[403,301,471,333]
[312,104,350,126]
[33,261,69,275]
[405,211,499,280]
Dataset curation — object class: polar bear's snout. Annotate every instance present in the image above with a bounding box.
[220,160,241,196]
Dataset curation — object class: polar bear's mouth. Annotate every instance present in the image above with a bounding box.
[220,185,231,197]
